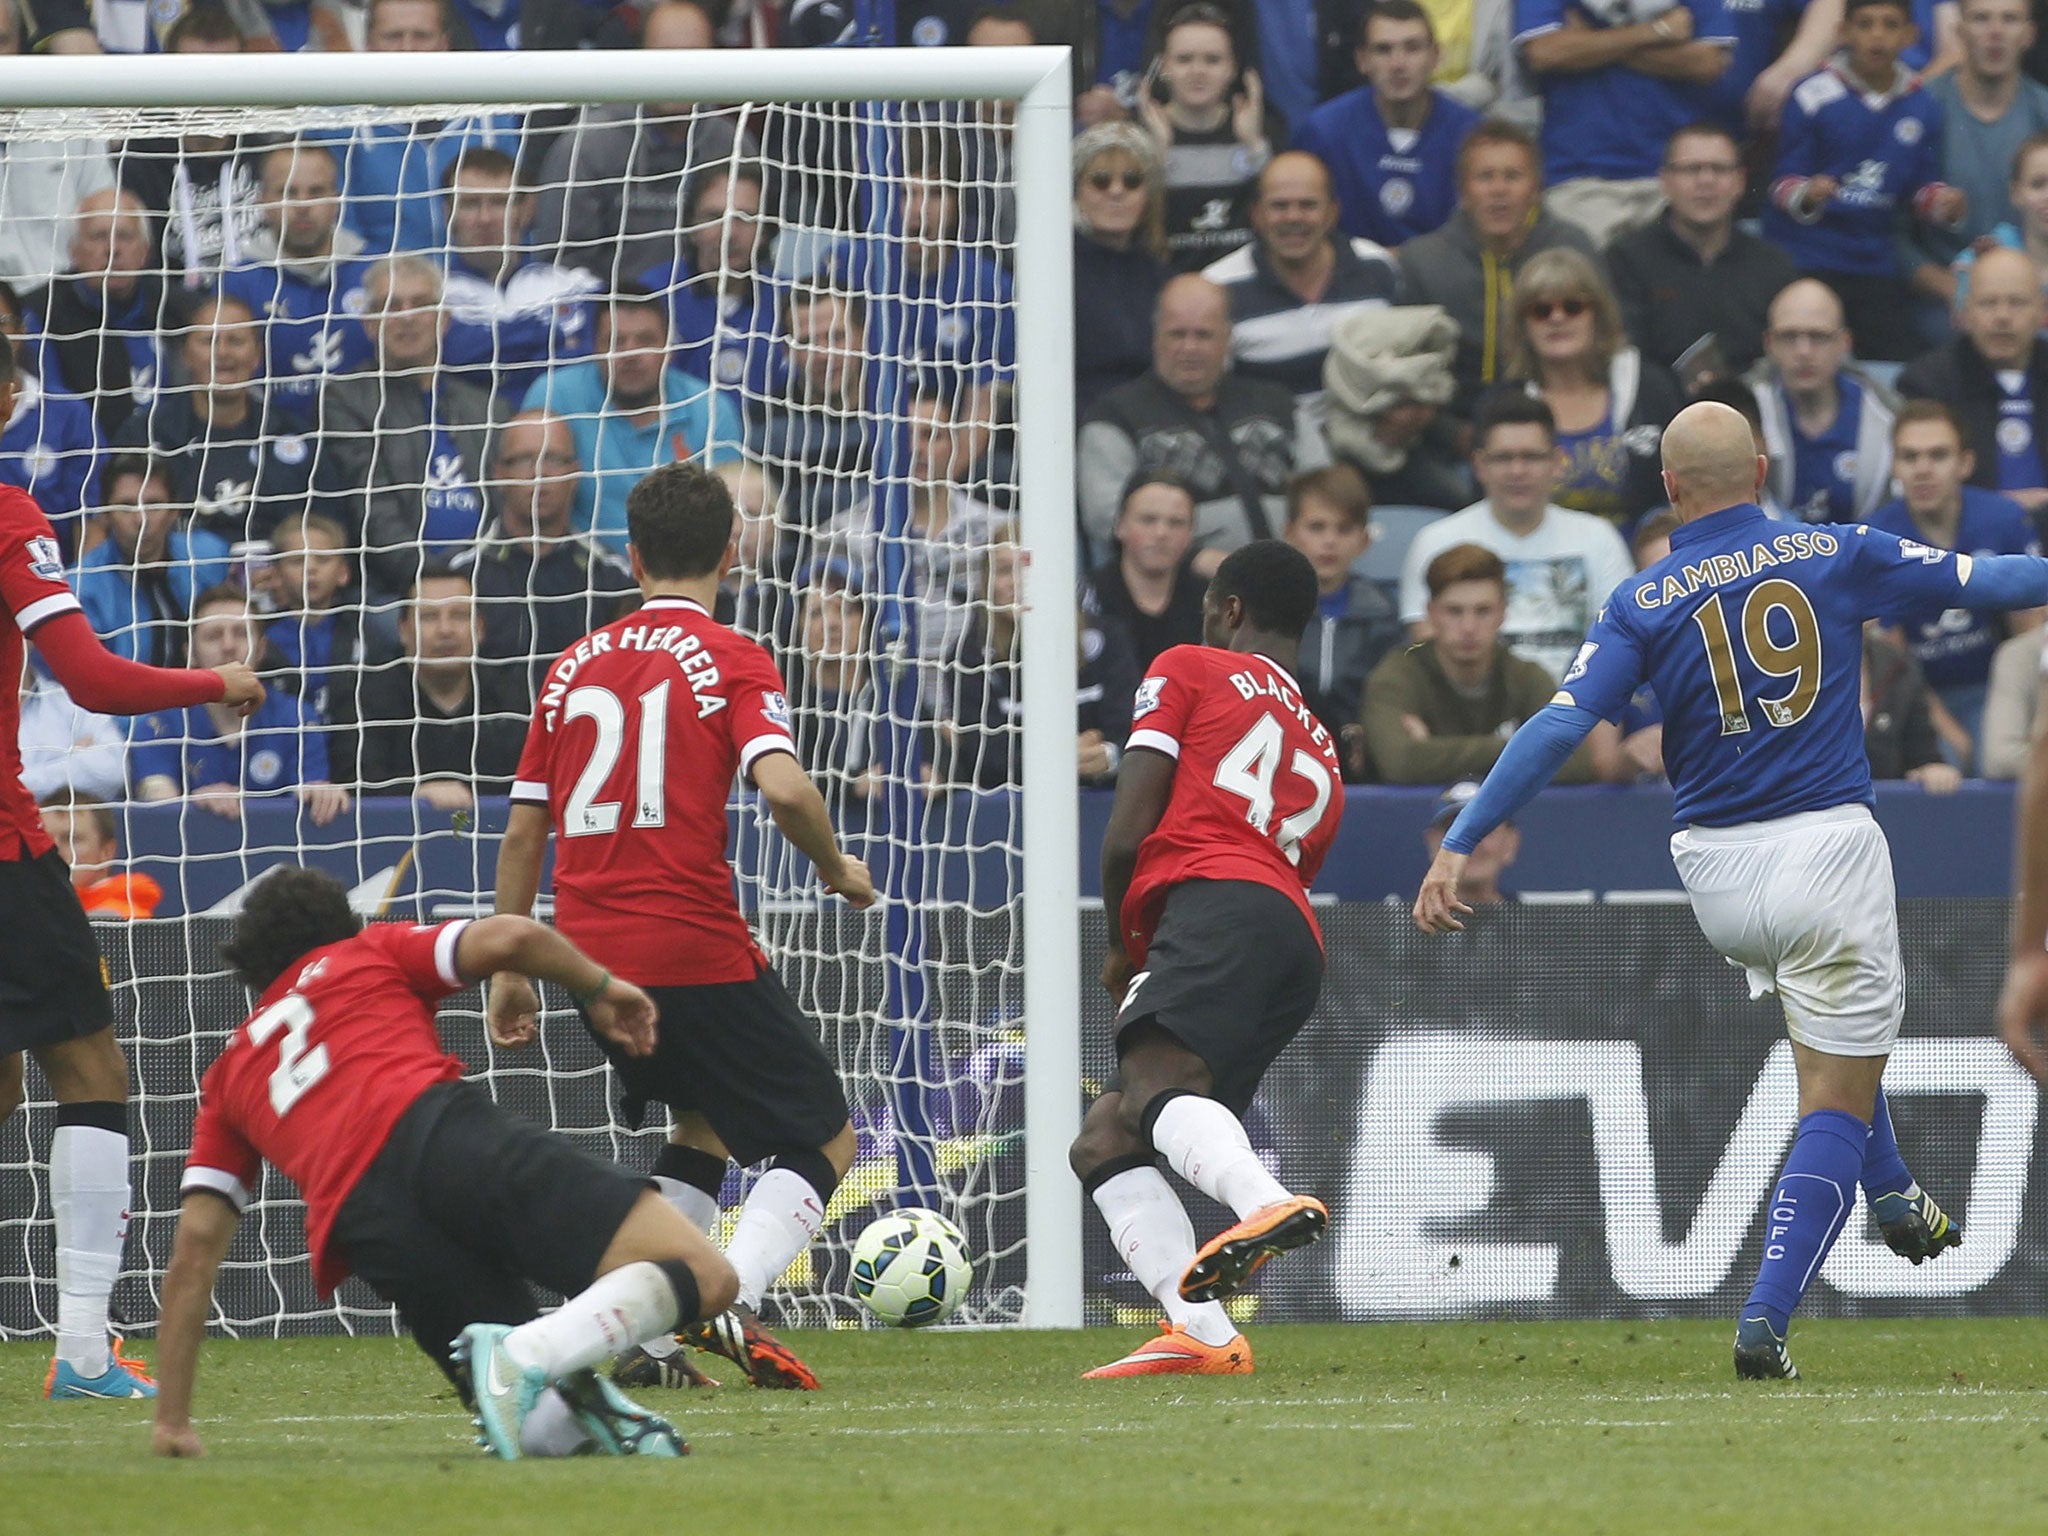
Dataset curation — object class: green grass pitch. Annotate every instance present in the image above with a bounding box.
[4,1321,2047,1535]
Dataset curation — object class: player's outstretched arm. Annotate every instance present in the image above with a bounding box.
[457,915,659,1059]
[1414,702,1602,933]
[34,609,265,717]
[153,1192,241,1458]
[485,803,552,1050]
[1099,747,1176,998]
[1999,677,2048,1083]
[751,750,876,908]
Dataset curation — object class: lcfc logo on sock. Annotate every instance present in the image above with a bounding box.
[1765,1186,1797,1261]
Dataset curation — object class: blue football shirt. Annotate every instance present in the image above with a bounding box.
[1783,375,1864,523]
[130,690,329,795]
[1555,502,2029,824]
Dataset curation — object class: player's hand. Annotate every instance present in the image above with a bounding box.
[825,855,877,909]
[1799,176,1839,215]
[486,972,540,1051]
[194,783,242,821]
[1929,186,1968,227]
[586,975,658,1059]
[1231,69,1266,149]
[212,662,265,717]
[296,781,351,827]
[1908,761,1962,796]
[1413,848,1474,934]
[1401,713,1432,742]
[1102,946,1135,1002]
[153,1419,205,1458]
[1997,949,2048,1083]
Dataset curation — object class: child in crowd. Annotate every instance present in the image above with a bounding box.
[263,511,360,730]
[37,792,159,919]
[1765,0,1967,362]
[1280,465,1402,776]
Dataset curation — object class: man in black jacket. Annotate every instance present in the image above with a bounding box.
[28,188,167,438]
[1898,246,2048,518]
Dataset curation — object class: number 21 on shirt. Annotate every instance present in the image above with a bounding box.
[1213,712,1333,865]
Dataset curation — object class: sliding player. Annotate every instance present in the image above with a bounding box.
[489,462,874,1391]
[1070,541,1342,1378]
[0,337,268,1400]
[1415,403,2024,1379]
[153,866,737,1459]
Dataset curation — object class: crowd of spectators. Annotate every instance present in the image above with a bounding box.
[11,0,2048,844]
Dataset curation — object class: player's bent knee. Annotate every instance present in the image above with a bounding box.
[1070,1094,1139,1181]
[773,1143,845,1203]
[32,1027,129,1105]
[690,1252,740,1319]
[819,1121,857,1180]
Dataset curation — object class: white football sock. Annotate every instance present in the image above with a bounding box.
[51,1124,129,1376]
[723,1168,826,1312]
[501,1262,682,1380]
[1092,1166,1237,1347]
[654,1174,722,1235]
[518,1388,592,1457]
[1149,1096,1290,1220]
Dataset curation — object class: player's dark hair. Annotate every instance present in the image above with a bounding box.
[220,866,364,993]
[1894,397,1968,445]
[1210,539,1319,635]
[1118,466,1198,517]
[1475,391,1557,450]
[1361,0,1435,49]
[628,462,737,579]
[1426,542,1508,599]
[1287,463,1371,529]
[1844,0,1912,18]
[1455,119,1539,186]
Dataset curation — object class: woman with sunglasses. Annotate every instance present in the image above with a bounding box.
[1502,248,1682,529]
[1074,125,1173,416]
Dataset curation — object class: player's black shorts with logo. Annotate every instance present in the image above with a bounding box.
[0,848,113,1055]
[584,963,849,1165]
[329,1080,651,1387]
[1113,880,1323,1114]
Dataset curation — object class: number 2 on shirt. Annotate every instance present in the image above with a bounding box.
[1212,712,1334,866]
[246,993,329,1117]
[1691,578,1823,736]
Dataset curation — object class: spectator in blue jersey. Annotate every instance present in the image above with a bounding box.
[1397,120,1603,418]
[1765,0,1968,361]
[1293,0,1481,249]
[113,293,314,543]
[0,278,98,552]
[1203,150,1404,442]
[263,511,361,742]
[221,142,375,408]
[1898,246,2048,511]
[1073,124,1172,416]
[641,164,785,409]
[438,147,601,405]
[1502,248,1683,527]
[72,453,232,667]
[315,256,500,610]
[27,188,167,440]
[1907,0,2048,318]
[1516,0,1735,247]
[1281,462,1402,767]
[132,585,348,823]
[1867,399,2043,751]
[521,287,742,557]
[1139,3,1283,272]
[1608,123,1797,382]
[312,0,522,254]
[1746,278,1899,522]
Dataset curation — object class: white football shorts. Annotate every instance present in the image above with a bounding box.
[1669,803,1903,1057]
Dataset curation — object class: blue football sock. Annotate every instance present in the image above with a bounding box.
[1860,1089,1915,1205]
[1744,1109,1867,1337]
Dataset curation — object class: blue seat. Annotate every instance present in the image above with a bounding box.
[1355,504,1449,588]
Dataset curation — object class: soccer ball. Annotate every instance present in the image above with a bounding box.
[849,1208,972,1327]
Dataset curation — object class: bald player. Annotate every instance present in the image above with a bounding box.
[1415,402,2048,1380]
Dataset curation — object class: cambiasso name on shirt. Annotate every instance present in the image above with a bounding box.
[1631,528,1845,612]
[537,622,729,729]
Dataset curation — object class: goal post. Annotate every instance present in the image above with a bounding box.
[0,48,1083,1329]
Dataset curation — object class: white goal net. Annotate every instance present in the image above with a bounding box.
[0,48,1080,1340]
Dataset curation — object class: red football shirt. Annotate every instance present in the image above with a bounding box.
[0,486,88,860]
[181,921,471,1296]
[511,596,799,985]
[1119,645,1345,966]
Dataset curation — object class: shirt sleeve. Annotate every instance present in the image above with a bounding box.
[128,710,183,787]
[730,641,799,781]
[1514,0,1565,49]
[182,1081,262,1213]
[1849,523,2048,617]
[1687,0,1737,47]
[510,702,552,806]
[1125,646,1202,760]
[1551,601,1650,723]
[0,492,83,635]
[375,919,474,1003]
